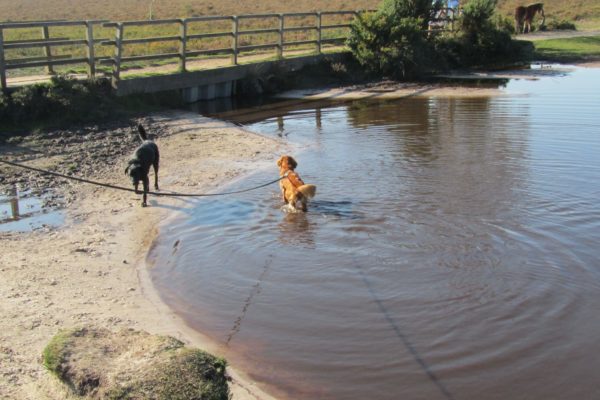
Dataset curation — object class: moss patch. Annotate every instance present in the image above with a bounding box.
[42,327,230,400]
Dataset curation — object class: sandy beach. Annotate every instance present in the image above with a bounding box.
[0,110,285,399]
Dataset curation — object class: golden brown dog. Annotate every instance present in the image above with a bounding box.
[277,155,316,212]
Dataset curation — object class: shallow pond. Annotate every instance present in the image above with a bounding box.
[150,65,600,400]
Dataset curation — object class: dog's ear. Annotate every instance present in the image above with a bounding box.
[125,160,134,175]
[288,156,297,170]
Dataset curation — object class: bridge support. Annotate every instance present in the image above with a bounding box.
[182,81,235,102]
[114,53,348,103]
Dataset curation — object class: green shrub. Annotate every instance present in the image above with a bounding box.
[10,84,52,122]
[2,76,119,127]
[492,13,516,34]
[453,0,532,67]
[347,0,531,78]
[347,0,442,79]
[378,0,442,30]
[546,19,577,31]
[459,0,497,42]
[0,91,11,121]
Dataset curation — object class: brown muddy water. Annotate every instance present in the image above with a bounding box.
[150,65,600,400]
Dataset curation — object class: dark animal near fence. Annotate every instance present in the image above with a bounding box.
[125,124,160,207]
[515,3,545,34]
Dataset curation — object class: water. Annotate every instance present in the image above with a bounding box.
[150,65,600,400]
[0,187,64,232]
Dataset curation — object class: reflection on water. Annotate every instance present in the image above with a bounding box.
[151,66,600,400]
[0,185,64,232]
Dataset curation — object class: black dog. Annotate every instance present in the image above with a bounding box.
[125,124,159,207]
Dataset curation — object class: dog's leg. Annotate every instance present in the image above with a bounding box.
[142,176,149,207]
[153,157,159,191]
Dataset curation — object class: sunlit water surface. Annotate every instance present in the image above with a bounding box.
[150,66,600,400]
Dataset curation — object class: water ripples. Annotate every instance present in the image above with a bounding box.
[151,66,600,400]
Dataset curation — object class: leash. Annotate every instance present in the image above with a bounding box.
[0,159,284,197]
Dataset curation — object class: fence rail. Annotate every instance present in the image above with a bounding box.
[0,8,457,90]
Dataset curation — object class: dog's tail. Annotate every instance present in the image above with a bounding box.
[137,124,148,141]
[297,184,316,199]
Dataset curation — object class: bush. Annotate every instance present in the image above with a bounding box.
[546,19,577,31]
[2,76,117,126]
[492,13,516,34]
[347,0,442,79]
[454,0,532,67]
[347,0,531,78]
[0,91,11,121]
[459,0,497,42]
[10,84,51,122]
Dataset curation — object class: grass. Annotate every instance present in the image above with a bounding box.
[534,35,600,61]
[42,329,72,376]
[0,0,375,21]
[41,328,230,400]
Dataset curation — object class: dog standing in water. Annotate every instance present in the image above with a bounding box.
[125,124,159,207]
[277,155,316,212]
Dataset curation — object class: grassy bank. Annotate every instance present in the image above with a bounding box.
[0,76,184,134]
[534,35,600,61]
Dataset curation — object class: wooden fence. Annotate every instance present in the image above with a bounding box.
[0,20,114,90]
[101,11,363,87]
[0,9,457,90]
[0,11,364,90]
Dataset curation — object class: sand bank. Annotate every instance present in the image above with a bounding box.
[0,110,284,399]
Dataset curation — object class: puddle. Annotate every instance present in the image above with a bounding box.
[0,187,64,232]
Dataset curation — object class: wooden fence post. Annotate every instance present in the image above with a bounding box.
[179,19,187,72]
[0,27,6,90]
[112,23,123,89]
[85,21,96,78]
[42,25,55,75]
[231,16,238,65]
[277,14,284,59]
[317,12,322,54]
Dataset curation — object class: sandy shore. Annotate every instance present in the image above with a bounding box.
[0,110,285,399]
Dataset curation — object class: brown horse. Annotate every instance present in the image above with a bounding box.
[515,3,545,33]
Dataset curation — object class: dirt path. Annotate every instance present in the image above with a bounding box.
[516,29,600,41]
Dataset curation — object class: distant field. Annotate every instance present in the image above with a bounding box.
[1,0,599,26]
[0,0,378,22]
[496,0,600,30]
